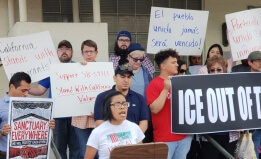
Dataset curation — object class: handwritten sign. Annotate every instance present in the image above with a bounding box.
[50,62,115,118]
[147,7,209,55]
[0,31,59,82]
[226,8,261,61]
[7,97,53,159]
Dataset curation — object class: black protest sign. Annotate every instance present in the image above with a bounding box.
[171,72,261,134]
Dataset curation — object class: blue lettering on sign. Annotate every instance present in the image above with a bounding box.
[173,12,194,21]
[153,23,171,33]
[180,26,199,36]
[155,10,164,18]
[151,39,168,47]
[174,38,202,49]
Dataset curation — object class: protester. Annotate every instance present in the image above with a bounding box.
[198,44,233,74]
[146,49,192,159]
[109,30,155,76]
[127,43,152,96]
[199,55,240,159]
[231,59,250,72]
[0,72,55,159]
[71,40,98,159]
[247,51,261,158]
[189,55,202,66]
[94,63,149,134]
[177,59,188,75]
[29,40,79,159]
[85,91,144,159]
[127,43,153,143]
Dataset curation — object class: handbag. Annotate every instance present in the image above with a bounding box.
[234,130,257,159]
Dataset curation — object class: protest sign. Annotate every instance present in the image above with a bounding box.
[171,73,261,134]
[0,31,59,82]
[147,6,209,55]
[7,97,53,159]
[50,62,115,118]
[226,8,261,61]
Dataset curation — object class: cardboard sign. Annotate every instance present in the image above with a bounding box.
[50,62,115,118]
[7,97,53,159]
[147,7,209,55]
[0,31,59,82]
[171,73,261,134]
[226,8,261,61]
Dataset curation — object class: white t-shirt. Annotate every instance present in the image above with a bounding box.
[87,120,145,159]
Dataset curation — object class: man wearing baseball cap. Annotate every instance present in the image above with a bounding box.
[93,63,149,134]
[109,30,155,77]
[247,51,261,72]
[29,40,79,159]
[247,51,261,157]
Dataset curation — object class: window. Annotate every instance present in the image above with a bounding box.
[43,0,202,76]
[42,0,73,22]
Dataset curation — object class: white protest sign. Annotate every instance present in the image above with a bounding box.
[0,31,59,82]
[147,7,209,55]
[7,97,53,159]
[50,62,115,118]
[226,8,261,61]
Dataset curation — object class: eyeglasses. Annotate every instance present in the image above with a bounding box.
[58,48,71,51]
[179,69,186,73]
[209,68,223,73]
[129,55,144,63]
[118,64,133,72]
[110,102,130,109]
[82,50,96,54]
[118,39,130,43]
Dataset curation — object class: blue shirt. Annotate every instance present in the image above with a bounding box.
[0,93,10,152]
[94,85,149,124]
[39,77,52,98]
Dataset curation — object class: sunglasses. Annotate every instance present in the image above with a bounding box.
[118,64,133,72]
[129,55,144,63]
[179,69,186,73]
[209,68,223,73]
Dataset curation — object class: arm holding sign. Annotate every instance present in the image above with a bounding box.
[148,78,170,114]
[49,119,55,130]
[29,84,48,96]
[0,124,11,137]
[29,77,50,96]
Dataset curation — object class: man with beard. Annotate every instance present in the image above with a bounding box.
[109,30,155,77]
[29,40,79,159]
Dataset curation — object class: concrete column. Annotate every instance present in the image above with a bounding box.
[72,0,80,22]
[8,0,15,29]
[92,0,101,22]
[19,0,27,22]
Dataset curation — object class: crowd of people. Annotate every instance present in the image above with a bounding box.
[0,29,261,159]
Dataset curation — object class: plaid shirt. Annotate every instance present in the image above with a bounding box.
[109,54,155,74]
[71,115,95,129]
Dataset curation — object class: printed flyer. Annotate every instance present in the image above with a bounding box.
[7,97,53,159]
